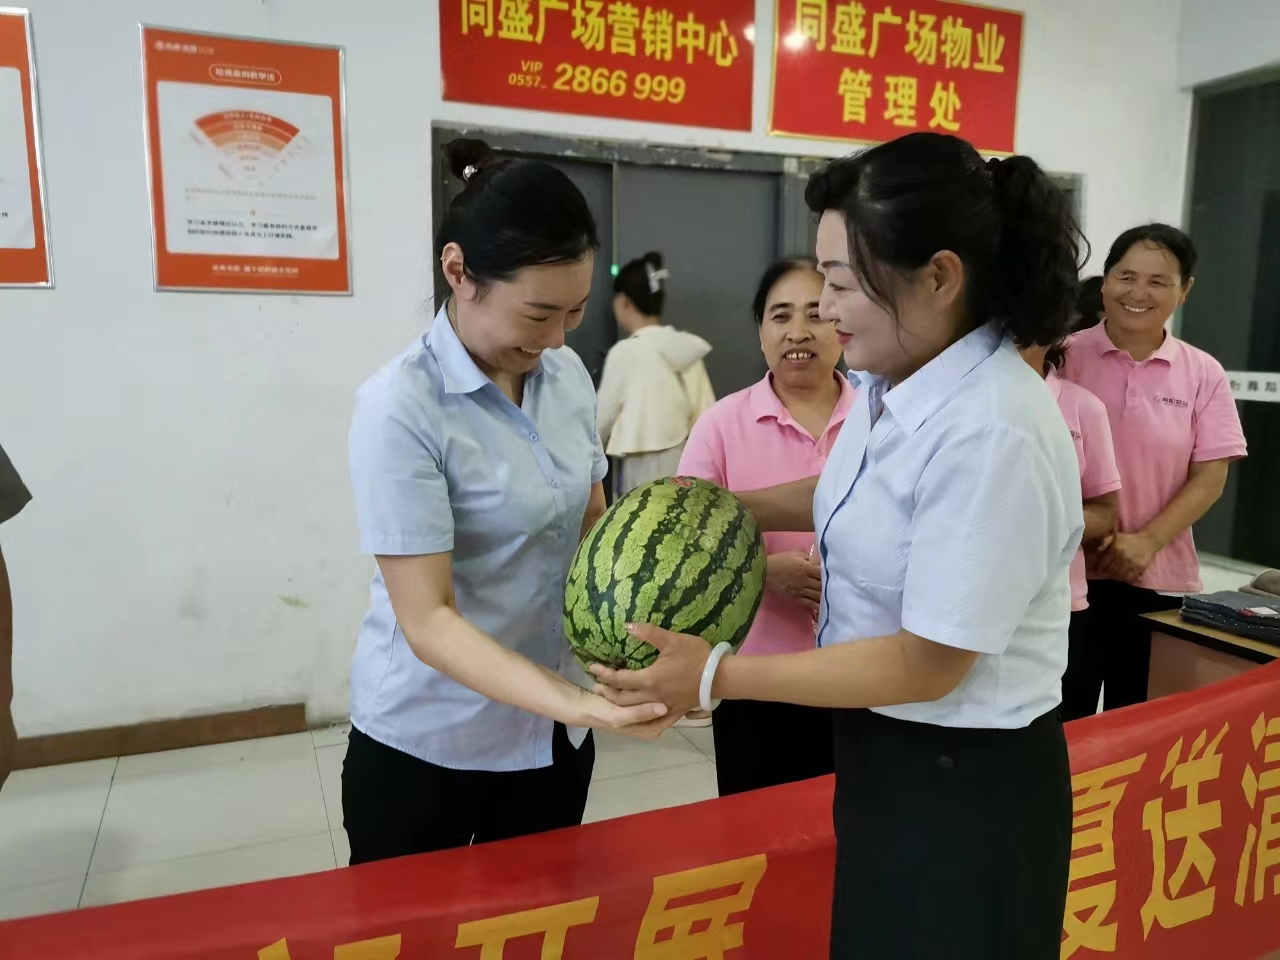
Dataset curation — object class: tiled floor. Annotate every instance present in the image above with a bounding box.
[0,723,717,923]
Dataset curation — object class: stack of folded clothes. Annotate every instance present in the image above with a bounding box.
[1181,588,1280,646]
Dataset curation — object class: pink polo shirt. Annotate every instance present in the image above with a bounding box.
[678,372,856,656]
[1063,323,1247,593]
[1046,370,1121,611]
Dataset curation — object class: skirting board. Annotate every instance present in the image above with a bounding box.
[13,703,308,770]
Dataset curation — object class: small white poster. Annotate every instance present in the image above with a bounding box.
[156,80,339,260]
[0,65,36,251]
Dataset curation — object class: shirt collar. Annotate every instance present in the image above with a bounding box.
[427,305,556,395]
[860,322,1004,437]
[747,371,856,429]
[1077,320,1181,365]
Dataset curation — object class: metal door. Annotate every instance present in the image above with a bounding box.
[614,164,781,399]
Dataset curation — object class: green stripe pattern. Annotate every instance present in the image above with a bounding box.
[563,476,766,672]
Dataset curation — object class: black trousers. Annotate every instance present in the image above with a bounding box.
[711,698,834,796]
[830,708,1071,960]
[1059,580,1181,721]
[340,724,595,866]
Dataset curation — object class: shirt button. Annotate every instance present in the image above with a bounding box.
[551,480,560,488]
[529,432,539,441]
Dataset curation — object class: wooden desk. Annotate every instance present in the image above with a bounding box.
[1144,609,1278,699]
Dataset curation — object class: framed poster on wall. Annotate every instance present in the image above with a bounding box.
[770,0,1023,154]
[440,0,755,132]
[140,26,352,294]
[0,7,53,287]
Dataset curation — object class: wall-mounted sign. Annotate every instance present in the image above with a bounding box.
[770,0,1023,154]
[1227,371,1280,404]
[141,26,351,294]
[440,0,754,132]
[0,7,52,287]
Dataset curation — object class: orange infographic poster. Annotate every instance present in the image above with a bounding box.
[0,7,52,287]
[141,26,351,294]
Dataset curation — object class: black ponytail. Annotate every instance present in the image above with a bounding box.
[437,138,598,290]
[805,132,1086,347]
[613,251,666,317]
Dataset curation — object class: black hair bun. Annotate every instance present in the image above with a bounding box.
[642,251,664,269]
[443,138,497,183]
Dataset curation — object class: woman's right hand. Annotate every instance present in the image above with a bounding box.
[767,551,822,613]
[578,687,670,739]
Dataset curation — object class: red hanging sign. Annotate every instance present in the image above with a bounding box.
[439,0,755,132]
[770,0,1023,154]
[0,7,52,287]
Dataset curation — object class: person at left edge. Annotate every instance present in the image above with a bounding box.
[341,138,666,866]
[0,442,31,789]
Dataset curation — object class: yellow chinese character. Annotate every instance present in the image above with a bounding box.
[1062,754,1147,959]
[1235,712,1280,906]
[883,74,916,126]
[259,935,401,960]
[499,0,567,42]
[831,2,867,55]
[940,15,972,69]
[642,7,674,60]
[455,897,598,959]
[609,1,641,55]
[904,11,937,65]
[838,68,873,124]
[868,5,903,57]
[675,12,705,64]
[975,21,1006,73]
[928,80,960,131]
[462,0,495,36]
[1141,724,1229,937]
[796,0,828,51]
[572,0,606,50]
[707,20,739,67]
[634,855,767,959]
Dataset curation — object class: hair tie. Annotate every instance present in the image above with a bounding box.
[462,164,479,182]
[645,262,669,294]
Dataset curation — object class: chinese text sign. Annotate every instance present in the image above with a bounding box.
[770,0,1023,153]
[0,8,52,286]
[439,0,754,131]
[142,26,351,294]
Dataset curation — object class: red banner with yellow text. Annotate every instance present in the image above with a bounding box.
[439,0,755,131]
[3,663,1280,959]
[770,0,1023,154]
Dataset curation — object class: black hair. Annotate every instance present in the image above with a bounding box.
[804,132,1085,348]
[437,138,599,292]
[613,252,666,317]
[752,257,820,325]
[1103,223,1196,283]
[1074,275,1104,331]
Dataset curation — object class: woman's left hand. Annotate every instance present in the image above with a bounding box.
[1096,531,1160,583]
[588,623,710,721]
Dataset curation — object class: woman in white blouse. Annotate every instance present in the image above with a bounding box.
[592,133,1085,959]
[596,252,716,497]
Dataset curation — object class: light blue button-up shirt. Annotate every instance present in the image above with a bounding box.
[347,307,606,771]
[814,324,1083,729]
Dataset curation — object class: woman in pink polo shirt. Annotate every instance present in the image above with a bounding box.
[1063,224,1248,713]
[1021,339,1122,722]
[678,257,854,796]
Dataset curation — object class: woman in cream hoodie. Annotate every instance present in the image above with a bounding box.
[597,252,716,498]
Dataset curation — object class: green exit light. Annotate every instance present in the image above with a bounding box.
[610,263,619,277]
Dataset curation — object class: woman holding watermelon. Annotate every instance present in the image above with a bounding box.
[342,139,665,866]
[592,132,1085,959]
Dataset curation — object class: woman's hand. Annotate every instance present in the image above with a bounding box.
[1095,531,1160,583]
[767,551,822,613]
[577,688,670,739]
[589,623,711,725]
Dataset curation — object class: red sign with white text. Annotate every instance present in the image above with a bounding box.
[770,0,1023,153]
[141,27,351,293]
[0,8,52,286]
[440,0,755,131]
[3,663,1280,958]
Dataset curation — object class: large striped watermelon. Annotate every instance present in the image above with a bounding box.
[563,476,766,672]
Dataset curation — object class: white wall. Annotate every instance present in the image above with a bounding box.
[1179,0,1280,88]
[1,0,1191,736]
